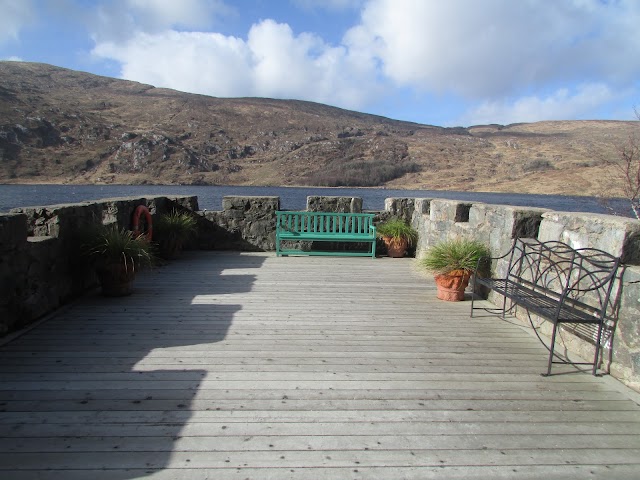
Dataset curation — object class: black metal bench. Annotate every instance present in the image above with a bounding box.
[470,238,621,376]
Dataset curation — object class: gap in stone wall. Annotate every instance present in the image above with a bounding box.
[454,203,471,222]
[513,214,543,239]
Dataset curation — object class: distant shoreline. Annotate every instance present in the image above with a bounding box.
[1,184,633,217]
[0,181,609,200]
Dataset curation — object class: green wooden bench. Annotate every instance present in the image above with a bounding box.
[275,211,377,258]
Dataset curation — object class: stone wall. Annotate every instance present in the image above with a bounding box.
[199,196,280,251]
[1,195,198,335]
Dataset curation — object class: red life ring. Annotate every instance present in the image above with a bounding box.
[132,205,153,241]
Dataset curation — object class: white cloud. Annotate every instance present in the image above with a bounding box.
[92,19,381,108]
[0,0,35,45]
[458,83,619,126]
[93,31,253,97]
[247,19,376,105]
[347,0,640,99]
[90,0,230,44]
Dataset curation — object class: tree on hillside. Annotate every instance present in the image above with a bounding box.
[600,108,640,219]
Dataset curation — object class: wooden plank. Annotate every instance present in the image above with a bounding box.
[3,409,640,424]
[0,387,625,402]
[1,398,637,413]
[3,433,640,453]
[2,448,640,469]
[3,421,640,438]
[0,364,565,375]
[7,371,625,383]
[0,379,607,391]
[5,465,640,480]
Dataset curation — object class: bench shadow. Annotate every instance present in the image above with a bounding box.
[0,251,264,478]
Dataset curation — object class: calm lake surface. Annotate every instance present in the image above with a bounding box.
[0,184,634,217]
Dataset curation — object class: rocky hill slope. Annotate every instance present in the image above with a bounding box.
[0,61,636,196]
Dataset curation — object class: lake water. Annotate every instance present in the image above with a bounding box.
[0,184,634,217]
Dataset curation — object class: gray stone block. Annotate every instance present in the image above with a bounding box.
[306,196,362,213]
[0,213,28,252]
[539,211,640,262]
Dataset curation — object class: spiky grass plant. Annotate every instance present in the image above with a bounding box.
[83,225,154,272]
[153,210,198,259]
[421,238,490,275]
[154,210,198,243]
[376,218,418,245]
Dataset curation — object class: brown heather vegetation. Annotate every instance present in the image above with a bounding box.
[0,61,637,198]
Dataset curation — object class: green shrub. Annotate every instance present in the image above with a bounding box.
[523,159,554,172]
[307,158,420,187]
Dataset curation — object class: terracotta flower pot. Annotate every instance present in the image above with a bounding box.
[97,262,136,296]
[383,236,409,258]
[157,237,183,260]
[433,270,471,301]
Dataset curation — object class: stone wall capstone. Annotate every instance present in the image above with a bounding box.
[307,196,363,213]
[538,211,640,263]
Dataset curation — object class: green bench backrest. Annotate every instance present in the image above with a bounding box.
[276,211,375,234]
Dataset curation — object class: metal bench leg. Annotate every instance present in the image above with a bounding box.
[592,322,604,376]
[469,276,476,317]
[470,292,476,317]
[501,295,508,319]
[544,322,559,376]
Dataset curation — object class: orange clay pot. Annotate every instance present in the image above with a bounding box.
[382,236,409,258]
[433,269,471,301]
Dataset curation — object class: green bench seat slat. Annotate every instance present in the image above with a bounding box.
[276,211,376,258]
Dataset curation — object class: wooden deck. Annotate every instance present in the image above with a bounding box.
[1,252,639,479]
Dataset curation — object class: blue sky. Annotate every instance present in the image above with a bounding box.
[1,0,639,127]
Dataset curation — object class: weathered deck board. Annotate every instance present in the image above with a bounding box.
[1,251,639,480]
[6,465,640,480]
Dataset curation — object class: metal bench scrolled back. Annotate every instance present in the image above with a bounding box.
[470,237,621,376]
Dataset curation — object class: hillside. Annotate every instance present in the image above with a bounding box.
[0,61,637,196]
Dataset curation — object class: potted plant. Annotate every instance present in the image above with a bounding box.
[420,238,490,301]
[376,218,418,257]
[153,210,198,259]
[82,225,154,296]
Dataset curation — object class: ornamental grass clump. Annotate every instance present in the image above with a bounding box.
[154,210,198,259]
[83,225,154,270]
[421,238,490,301]
[80,224,155,296]
[155,210,198,239]
[421,238,490,276]
[376,218,418,244]
[376,218,418,258]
